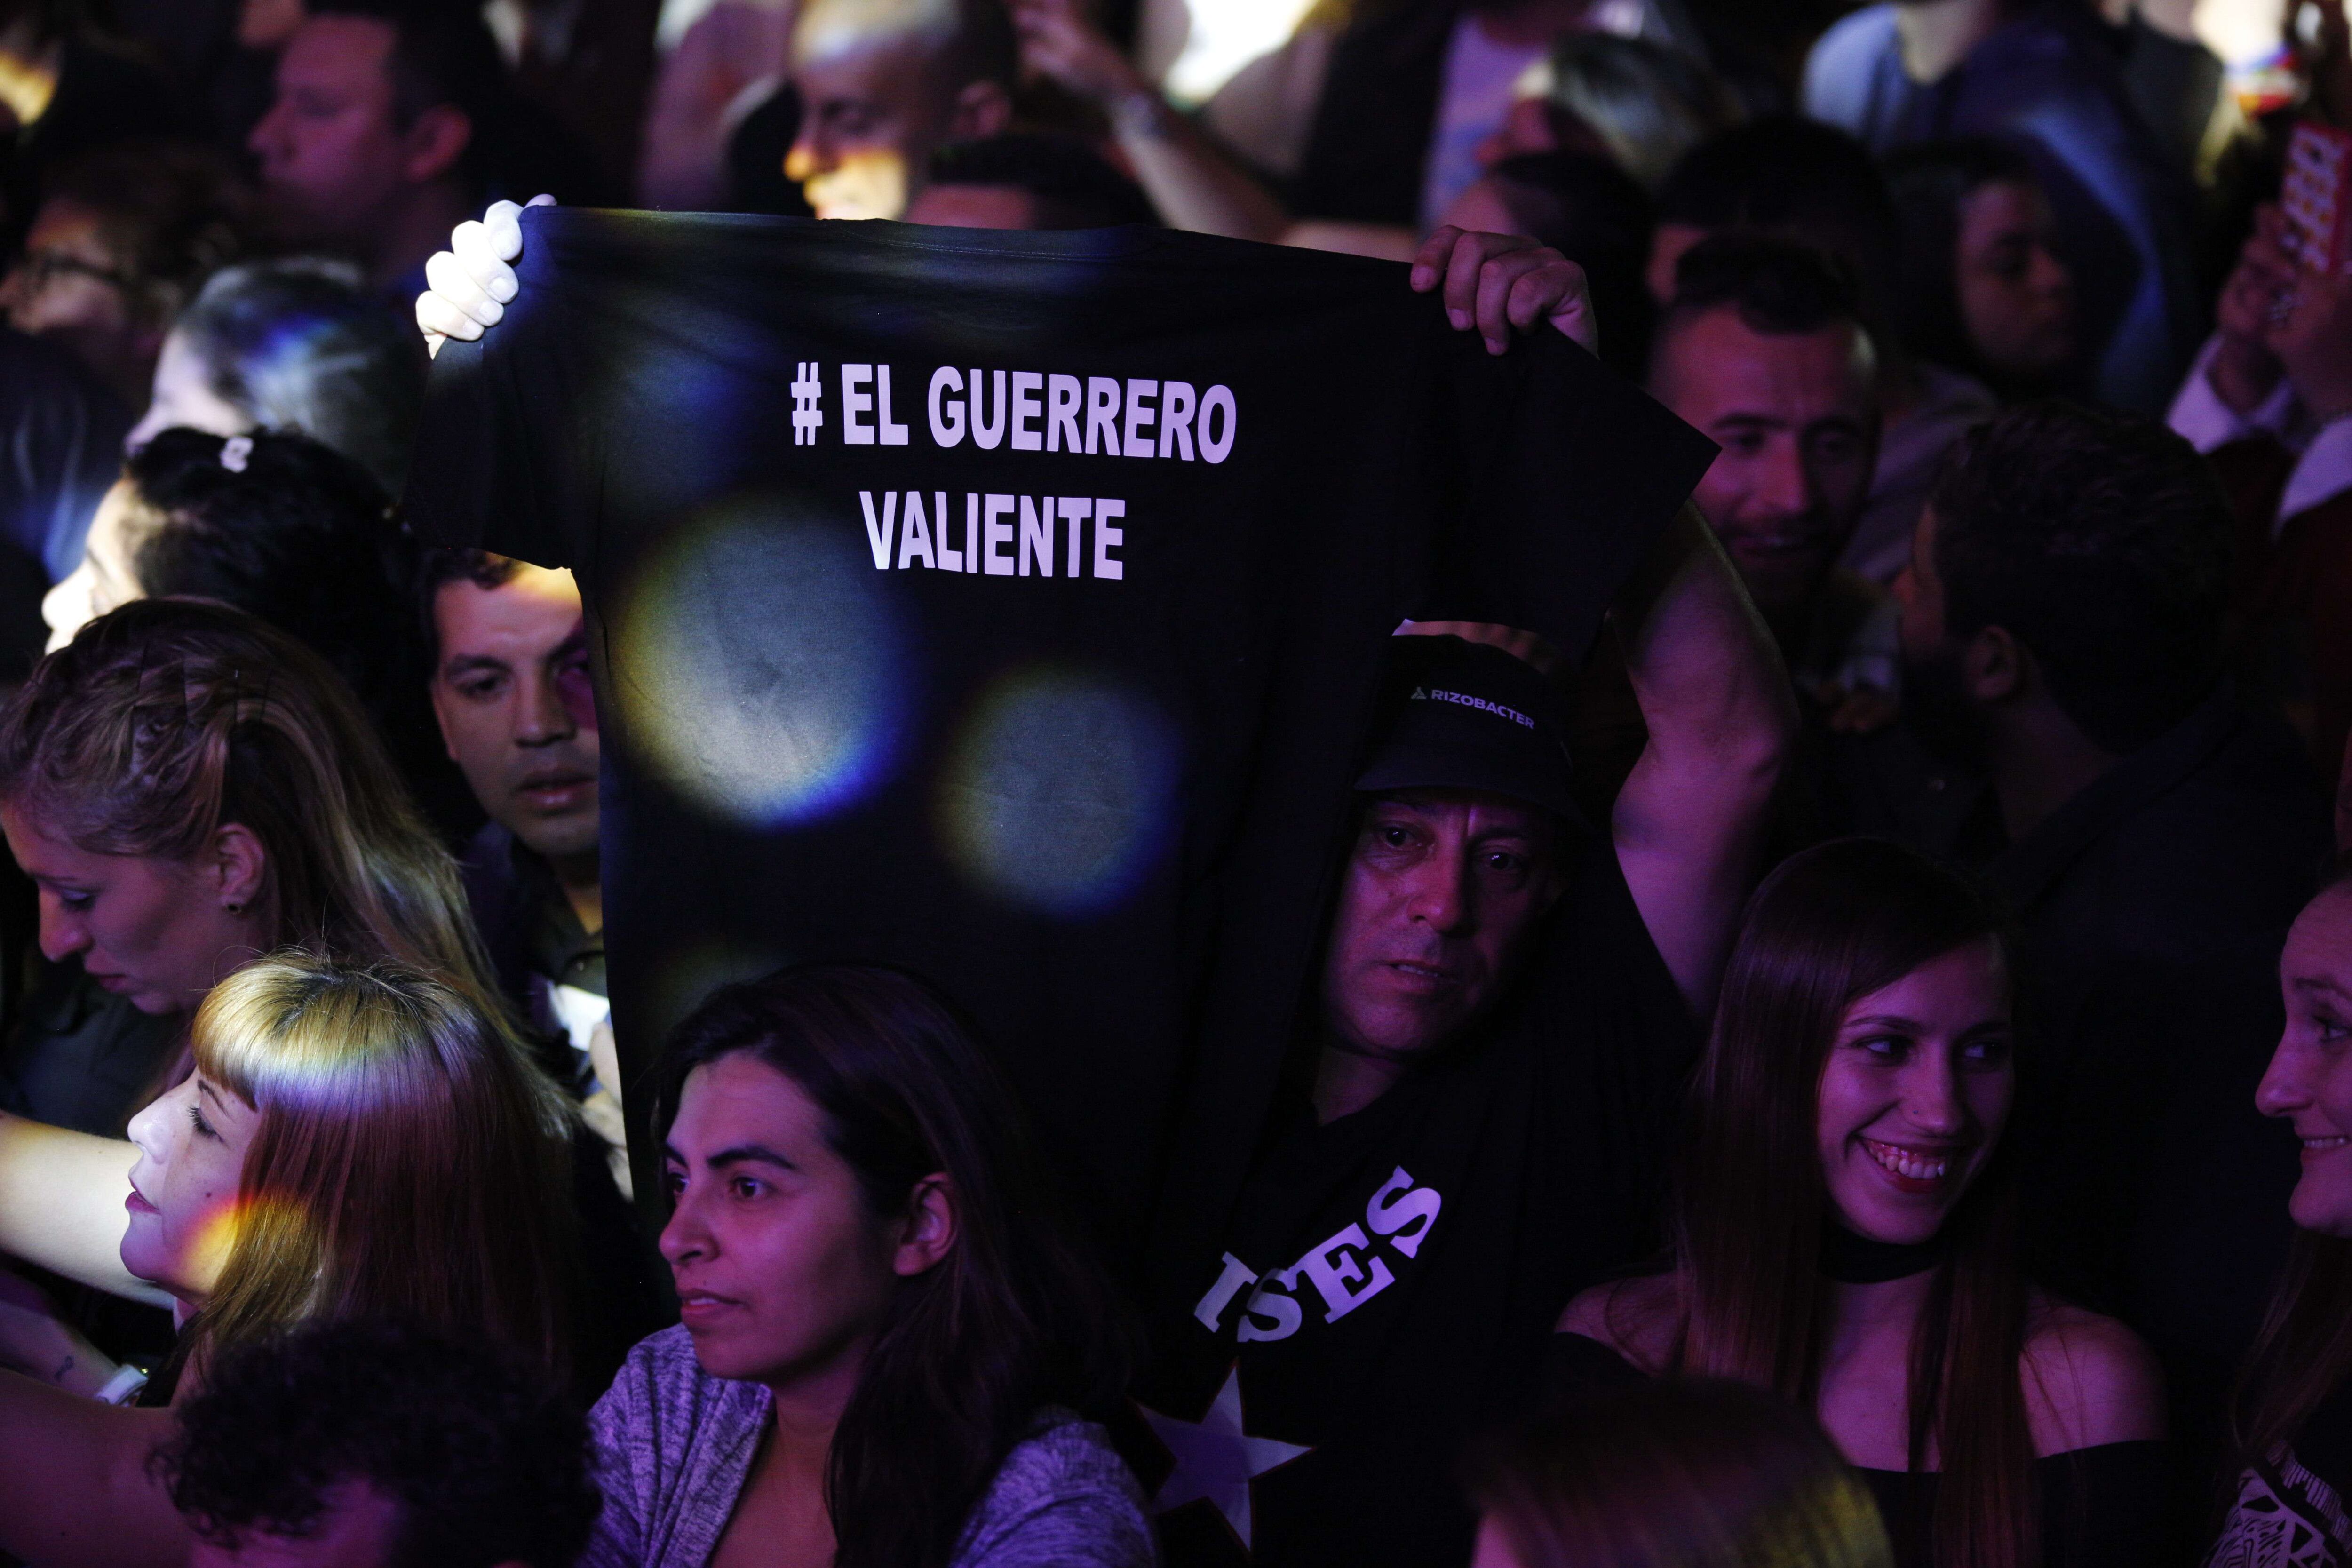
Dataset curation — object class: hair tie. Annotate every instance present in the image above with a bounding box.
[219,435,252,474]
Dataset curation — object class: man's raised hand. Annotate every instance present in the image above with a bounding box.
[1410,226,1597,358]
[417,194,556,358]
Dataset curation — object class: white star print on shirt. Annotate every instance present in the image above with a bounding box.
[1136,1365,1313,1551]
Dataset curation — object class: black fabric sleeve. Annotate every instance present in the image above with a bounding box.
[1416,325,1717,664]
[1535,1331,1649,1413]
[2039,1441,2173,1568]
[401,206,574,568]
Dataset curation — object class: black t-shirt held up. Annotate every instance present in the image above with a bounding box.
[1134,845,1697,1568]
[404,211,1712,1302]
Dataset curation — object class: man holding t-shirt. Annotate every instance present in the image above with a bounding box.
[411,206,1785,1566]
[1135,500,1788,1567]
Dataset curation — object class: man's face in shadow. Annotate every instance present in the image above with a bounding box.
[1321,788,1566,1062]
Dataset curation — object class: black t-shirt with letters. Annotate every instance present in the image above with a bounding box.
[405,210,1712,1303]
[1132,843,1696,1567]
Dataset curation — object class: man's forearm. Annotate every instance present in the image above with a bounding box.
[1611,503,1794,1014]
[1109,91,1291,242]
[0,1373,183,1568]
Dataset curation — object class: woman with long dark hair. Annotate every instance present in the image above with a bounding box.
[2210,869,2352,1565]
[1549,838,2165,1568]
[587,961,1152,1568]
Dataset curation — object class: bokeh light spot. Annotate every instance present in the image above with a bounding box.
[613,498,907,828]
[938,667,1181,917]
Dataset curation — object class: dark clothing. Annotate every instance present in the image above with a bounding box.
[0,964,180,1138]
[405,210,1713,1276]
[2035,929,2299,1561]
[1288,0,1460,225]
[723,85,814,217]
[504,0,662,206]
[1136,846,1697,1568]
[2209,433,2352,780]
[1830,685,2328,1063]
[2210,1382,2352,1566]
[1804,1,2200,414]
[459,821,605,1096]
[1542,1331,2173,1568]
[1865,1443,2173,1568]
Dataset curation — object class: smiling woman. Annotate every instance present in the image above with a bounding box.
[2209,873,2352,1566]
[1550,838,2167,1568]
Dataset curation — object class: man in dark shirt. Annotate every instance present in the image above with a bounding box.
[1832,402,2328,1325]
[421,547,623,1179]
[1138,499,1793,1568]
[1844,401,2328,1039]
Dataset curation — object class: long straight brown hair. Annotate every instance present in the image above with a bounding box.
[2235,1233,2352,1470]
[1657,837,2037,1568]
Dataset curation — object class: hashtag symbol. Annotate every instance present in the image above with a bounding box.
[791,362,823,446]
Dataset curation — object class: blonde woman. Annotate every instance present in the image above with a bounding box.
[0,953,580,1568]
[0,601,657,1398]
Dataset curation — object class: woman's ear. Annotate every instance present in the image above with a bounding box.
[209,822,269,916]
[891,1173,958,1278]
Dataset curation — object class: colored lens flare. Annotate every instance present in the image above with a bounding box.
[613,497,909,828]
[157,1193,306,1298]
[936,666,1180,917]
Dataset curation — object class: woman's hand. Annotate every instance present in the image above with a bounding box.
[1411,226,1597,358]
[416,194,556,358]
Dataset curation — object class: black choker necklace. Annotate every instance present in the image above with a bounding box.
[1819,1222,1948,1285]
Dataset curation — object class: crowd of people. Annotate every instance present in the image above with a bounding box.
[0,0,2346,1564]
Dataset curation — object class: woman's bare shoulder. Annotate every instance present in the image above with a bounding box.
[1557,1273,1681,1373]
[2021,1294,2167,1455]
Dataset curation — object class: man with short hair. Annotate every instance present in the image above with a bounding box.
[1648,233,1887,721]
[1853,401,2326,1032]
[248,1,492,297]
[783,0,1017,220]
[1139,500,1791,1567]
[1651,118,1997,587]
[422,548,622,1173]
[159,1320,600,1568]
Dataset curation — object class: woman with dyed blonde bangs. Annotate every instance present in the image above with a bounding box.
[0,954,580,1568]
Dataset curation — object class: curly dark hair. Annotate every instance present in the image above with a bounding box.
[154,1320,600,1568]
[1929,400,2234,753]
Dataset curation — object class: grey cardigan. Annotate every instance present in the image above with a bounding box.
[580,1327,1158,1568]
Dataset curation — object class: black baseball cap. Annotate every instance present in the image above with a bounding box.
[1353,635,1576,818]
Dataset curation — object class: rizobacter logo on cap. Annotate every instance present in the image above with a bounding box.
[1410,686,1535,729]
